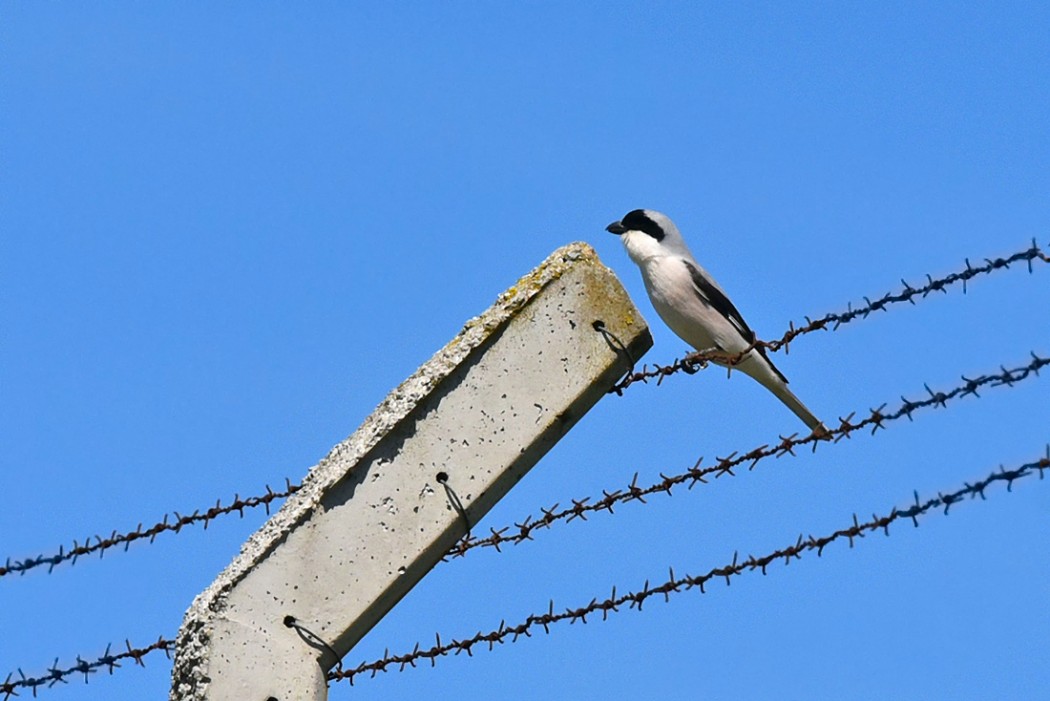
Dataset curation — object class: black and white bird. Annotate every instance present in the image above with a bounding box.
[606,208,827,435]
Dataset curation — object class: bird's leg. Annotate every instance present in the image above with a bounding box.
[682,346,724,374]
[701,345,735,371]
[705,346,749,377]
[680,357,703,374]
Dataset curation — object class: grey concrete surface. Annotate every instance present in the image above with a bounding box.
[170,242,652,700]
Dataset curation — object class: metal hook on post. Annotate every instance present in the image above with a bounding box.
[436,472,471,540]
[592,319,636,383]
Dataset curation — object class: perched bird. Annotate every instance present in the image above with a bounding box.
[606,208,827,435]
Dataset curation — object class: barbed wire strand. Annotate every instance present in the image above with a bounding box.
[610,238,1049,393]
[331,448,1049,685]
[7,448,1044,697]
[0,480,300,580]
[5,386,1046,697]
[446,352,1048,558]
[2,240,1044,581]
[0,637,175,700]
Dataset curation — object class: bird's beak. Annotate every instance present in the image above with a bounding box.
[606,220,627,235]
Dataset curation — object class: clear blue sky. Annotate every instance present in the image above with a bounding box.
[3,4,1048,699]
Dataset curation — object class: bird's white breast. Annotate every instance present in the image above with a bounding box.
[619,232,747,355]
[639,255,723,351]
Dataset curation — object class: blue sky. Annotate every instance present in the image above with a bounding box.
[2,3,1048,699]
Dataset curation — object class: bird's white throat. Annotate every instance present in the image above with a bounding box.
[620,230,669,266]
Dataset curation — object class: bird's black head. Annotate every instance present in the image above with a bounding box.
[605,209,666,241]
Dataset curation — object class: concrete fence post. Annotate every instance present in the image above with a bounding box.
[170,242,652,700]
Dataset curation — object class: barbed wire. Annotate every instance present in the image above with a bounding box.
[3,242,1045,696]
[610,239,1049,393]
[446,352,1048,558]
[4,241,1042,582]
[332,448,1049,685]
[9,446,1044,697]
[0,637,175,700]
[4,355,1044,696]
[0,480,300,579]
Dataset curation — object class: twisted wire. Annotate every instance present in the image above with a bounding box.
[447,352,1047,558]
[332,449,1049,685]
[0,637,175,699]
[4,240,1043,580]
[0,480,299,579]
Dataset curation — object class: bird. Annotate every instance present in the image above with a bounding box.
[606,208,827,435]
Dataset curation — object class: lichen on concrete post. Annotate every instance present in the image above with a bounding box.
[170,242,652,701]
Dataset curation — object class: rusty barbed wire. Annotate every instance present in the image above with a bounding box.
[2,246,1044,696]
[5,242,1043,582]
[10,447,1044,697]
[447,352,1048,558]
[610,239,1050,393]
[4,369,1046,696]
[5,349,1045,582]
[0,480,300,579]
[0,637,175,699]
[332,448,1049,685]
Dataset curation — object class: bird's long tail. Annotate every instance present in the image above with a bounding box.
[737,354,828,436]
[766,379,828,435]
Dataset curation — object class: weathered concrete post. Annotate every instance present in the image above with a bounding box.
[170,242,652,700]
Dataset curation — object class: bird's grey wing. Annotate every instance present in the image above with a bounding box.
[682,259,788,383]
[681,259,756,341]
